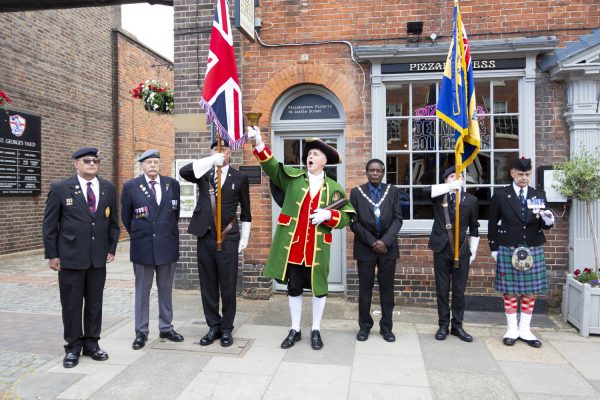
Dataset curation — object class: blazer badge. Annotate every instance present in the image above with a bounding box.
[65,198,73,206]
[105,206,110,218]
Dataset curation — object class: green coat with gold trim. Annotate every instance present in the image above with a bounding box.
[256,147,355,296]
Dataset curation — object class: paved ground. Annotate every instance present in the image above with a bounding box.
[1,242,600,400]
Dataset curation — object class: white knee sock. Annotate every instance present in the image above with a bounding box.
[312,296,326,331]
[504,313,519,339]
[288,295,303,332]
[518,312,538,341]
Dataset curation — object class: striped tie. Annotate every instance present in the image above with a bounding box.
[87,182,96,214]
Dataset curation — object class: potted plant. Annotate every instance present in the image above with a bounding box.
[554,146,600,336]
[130,80,174,115]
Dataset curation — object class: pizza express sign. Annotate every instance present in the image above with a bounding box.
[382,58,525,74]
[0,110,42,196]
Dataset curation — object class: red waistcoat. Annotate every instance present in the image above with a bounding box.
[288,190,320,267]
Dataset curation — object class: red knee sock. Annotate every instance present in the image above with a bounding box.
[503,295,518,314]
[520,295,535,314]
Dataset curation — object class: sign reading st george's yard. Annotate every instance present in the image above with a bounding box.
[0,110,42,196]
[382,58,525,74]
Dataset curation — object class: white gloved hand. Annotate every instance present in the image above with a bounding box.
[248,125,264,151]
[449,180,463,191]
[238,221,251,253]
[211,152,225,166]
[309,208,332,225]
[491,251,498,262]
[540,209,555,225]
[431,183,450,198]
[469,236,480,264]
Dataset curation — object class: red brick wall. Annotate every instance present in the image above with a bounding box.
[0,7,119,254]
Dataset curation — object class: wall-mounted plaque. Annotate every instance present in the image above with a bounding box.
[281,94,340,120]
[238,165,262,184]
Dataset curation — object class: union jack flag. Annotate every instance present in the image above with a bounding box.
[200,0,245,149]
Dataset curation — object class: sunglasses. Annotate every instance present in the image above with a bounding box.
[81,158,100,165]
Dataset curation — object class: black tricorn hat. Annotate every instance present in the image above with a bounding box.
[302,138,341,165]
[512,157,532,172]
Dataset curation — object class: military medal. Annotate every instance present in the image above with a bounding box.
[65,198,73,206]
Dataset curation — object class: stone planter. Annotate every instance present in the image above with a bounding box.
[562,274,600,336]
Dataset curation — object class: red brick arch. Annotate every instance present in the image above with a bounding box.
[250,64,364,125]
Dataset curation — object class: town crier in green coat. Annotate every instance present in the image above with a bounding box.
[249,126,355,351]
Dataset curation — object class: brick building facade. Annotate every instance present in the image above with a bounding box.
[0,8,175,254]
[172,0,600,310]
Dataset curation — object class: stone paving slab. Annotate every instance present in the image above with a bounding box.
[550,340,600,381]
[348,382,432,400]
[427,370,518,400]
[175,370,272,400]
[282,329,356,366]
[352,353,429,387]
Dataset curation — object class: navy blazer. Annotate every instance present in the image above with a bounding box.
[349,183,403,261]
[121,175,180,265]
[488,185,553,251]
[43,175,120,270]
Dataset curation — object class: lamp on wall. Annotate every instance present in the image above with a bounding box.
[407,21,423,46]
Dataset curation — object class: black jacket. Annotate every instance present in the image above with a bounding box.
[428,190,479,257]
[488,185,553,251]
[121,175,180,265]
[42,175,120,269]
[349,183,403,261]
[179,163,251,240]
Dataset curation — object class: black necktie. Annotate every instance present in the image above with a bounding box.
[519,188,526,219]
[448,192,456,219]
[87,182,96,214]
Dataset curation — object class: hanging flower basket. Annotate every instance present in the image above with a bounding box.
[130,80,174,115]
[0,89,11,109]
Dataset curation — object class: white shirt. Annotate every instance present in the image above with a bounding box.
[77,175,99,210]
[513,182,528,199]
[308,171,324,198]
[213,165,230,188]
[145,175,162,205]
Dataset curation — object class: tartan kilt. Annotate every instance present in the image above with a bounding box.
[494,245,548,294]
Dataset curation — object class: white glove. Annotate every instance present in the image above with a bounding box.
[469,236,480,264]
[238,221,251,253]
[491,251,498,262]
[540,209,555,225]
[431,180,462,198]
[248,125,264,152]
[192,153,224,179]
[309,208,332,225]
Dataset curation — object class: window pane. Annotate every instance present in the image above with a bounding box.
[386,86,409,116]
[494,80,518,113]
[324,166,337,181]
[413,153,436,185]
[465,153,491,185]
[494,152,518,184]
[387,119,409,150]
[467,187,491,219]
[438,121,455,150]
[476,80,491,114]
[494,116,519,149]
[478,113,491,150]
[398,188,410,220]
[386,154,409,185]
[412,83,437,115]
[413,187,433,219]
[283,139,300,165]
[412,118,435,151]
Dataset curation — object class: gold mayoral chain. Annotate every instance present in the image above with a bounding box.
[357,184,391,218]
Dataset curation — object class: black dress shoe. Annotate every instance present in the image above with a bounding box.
[132,332,148,350]
[519,337,542,348]
[160,330,184,342]
[280,329,301,349]
[220,330,233,347]
[356,329,369,341]
[450,327,473,342]
[435,326,449,341]
[311,330,323,350]
[82,348,109,361]
[63,352,79,368]
[503,337,517,346]
[380,330,396,342]
[200,328,222,346]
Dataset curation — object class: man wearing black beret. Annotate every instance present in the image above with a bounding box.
[488,157,554,348]
[121,149,184,350]
[42,147,120,368]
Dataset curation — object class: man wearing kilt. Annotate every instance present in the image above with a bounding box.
[488,157,555,348]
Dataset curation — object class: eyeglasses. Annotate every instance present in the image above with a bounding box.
[81,158,100,165]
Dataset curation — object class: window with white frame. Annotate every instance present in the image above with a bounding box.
[385,78,521,222]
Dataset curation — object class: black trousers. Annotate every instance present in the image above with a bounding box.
[58,266,106,354]
[357,255,396,332]
[434,244,470,329]
[196,231,239,332]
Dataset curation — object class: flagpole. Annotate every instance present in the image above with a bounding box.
[216,139,223,252]
[453,0,464,268]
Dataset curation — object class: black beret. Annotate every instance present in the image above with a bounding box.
[138,149,160,162]
[442,166,456,181]
[210,139,230,149]
[512,157,532,172]
[302,138,342,165]
[71,147,99,159]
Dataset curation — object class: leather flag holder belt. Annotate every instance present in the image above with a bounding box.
[209,188,237,238]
